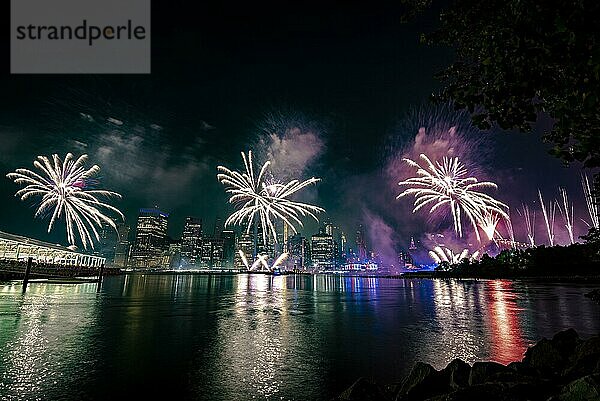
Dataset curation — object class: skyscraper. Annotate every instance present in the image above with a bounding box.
[180,217,202,267]
[130,208,169,268]
[235,232,254,268]
[113,223,131,268]
[288,233,310,270]
[200,236,224,269]
[355,224,367,261]
[311,227,334,270]
[221,229,235,267]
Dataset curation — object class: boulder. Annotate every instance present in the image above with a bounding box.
[442,359,471,389]
[469,361,509,386]
[551,329,581,360]
[556,374,600,401]
[336,377,392,401]
[396,362,450,400]
[563,336,600,380]
[426,383,507,401]
[522,338,564,377]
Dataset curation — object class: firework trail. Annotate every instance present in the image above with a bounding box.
[517,204,536,247]
[217,151,324,244]
[479,211,500,241]
[238,250,250,269]
[538,190,556,246]
[397,154,509,241]
[581,174,599,229]
[428,246,480,265]
[556,187,575,244]
[7,153,124,249]
[240,252,289,272]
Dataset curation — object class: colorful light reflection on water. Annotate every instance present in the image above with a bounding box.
[0,275,598,401]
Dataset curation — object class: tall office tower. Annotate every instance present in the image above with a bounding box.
[130,207,169,268]
[113,223,131,268]
[235,232,255,268]
[255,224,275,258]
[311,227,334,270]
[355,224,367,261]
[200,236,225,269]
[166,240,182,269]
[221,229,236,267]
[213,217,223,237]
[180,217,202,267]
[288,233,310,270]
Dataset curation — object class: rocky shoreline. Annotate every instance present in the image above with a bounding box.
[334,329,600,401]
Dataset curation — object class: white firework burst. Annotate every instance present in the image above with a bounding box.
[428,246,480,265]
[7,153,124,249]
[398,154,509,241]
[217,150,324,244]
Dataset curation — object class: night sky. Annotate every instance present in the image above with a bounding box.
[0,1,590,258]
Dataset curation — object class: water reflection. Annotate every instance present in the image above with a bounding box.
[0,275,598,401]
[0,282,100,401]
[486,280,526,364]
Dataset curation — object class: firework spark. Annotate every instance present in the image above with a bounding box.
[428,246,480,265]
[582,174,599,229]
[7,153,123,249]
[538,190,556,246]
[217,150,324,244]
[518,204,536,247]
[398,154,509,241]
[556,187,575,244]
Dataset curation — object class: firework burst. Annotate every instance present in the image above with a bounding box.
[428,246,480,265]
[479,211,500,241]
[397,154,509,241]
[217,151,324,244]
[7,153,124,249]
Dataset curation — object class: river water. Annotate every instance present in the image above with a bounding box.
[0,274,598,401]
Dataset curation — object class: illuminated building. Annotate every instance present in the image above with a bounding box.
[288,234,310,270]
[311,227,334,270]
[0,230,106,267]
[200,236,225,268]
[355,224,367,261]
[113,223,131,268]
[180,217,202,267]
[235,232,254,268]
[130,207,169,268]
[165,241,182,268]
[221,229,236,267]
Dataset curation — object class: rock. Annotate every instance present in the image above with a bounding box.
[396,362,450,400]
[551,329,581,360]
[564,336,600,380]
[522,338,564,377]
[336,377,392,401]
[397,362,437,396]
[556,374,600,401]
[507,361,540,378]
[442,359,471,389]
[469,361,509,385]
[425,383,507,401]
